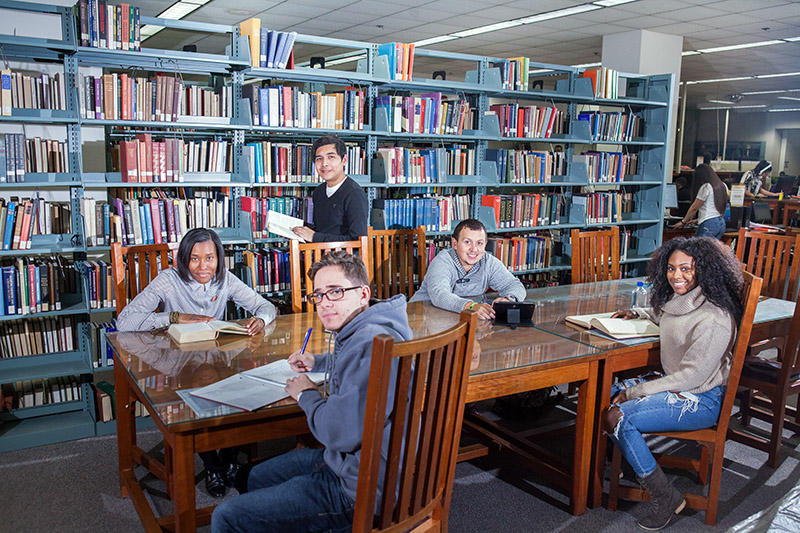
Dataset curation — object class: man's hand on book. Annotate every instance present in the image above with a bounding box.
[293,226,315,241]
[178,313,215,324]
[285,374,315,400]
[245,317,265,335]
[288,350,314,372]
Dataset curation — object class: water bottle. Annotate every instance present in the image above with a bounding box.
[631,281,649,309]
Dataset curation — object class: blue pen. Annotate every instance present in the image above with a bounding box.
[300,327,312,354]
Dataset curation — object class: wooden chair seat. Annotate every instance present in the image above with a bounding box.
[607,271,763,526]
[742,356,800,384]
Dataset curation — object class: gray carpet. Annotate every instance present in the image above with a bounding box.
[2,400,799,533]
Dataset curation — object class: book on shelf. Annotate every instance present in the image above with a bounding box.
[190,359,326,411]
[581,67,620,99]
[168,320,249,344]
[377,42,415,81]
[565,312,659,340]
[239,19,296,69]
[77,0,140,51]
[241,248,289,293]
[1,69,66,113]
[4,375,82,409]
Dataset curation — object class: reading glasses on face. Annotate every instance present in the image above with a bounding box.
[304,286,362,304]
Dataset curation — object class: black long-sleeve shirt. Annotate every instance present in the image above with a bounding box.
[311,177,368,242]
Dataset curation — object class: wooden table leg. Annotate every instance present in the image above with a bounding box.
[173,433,197,532]
[590,359,615,508]
[114,358,135,499]
[571,360,597,516]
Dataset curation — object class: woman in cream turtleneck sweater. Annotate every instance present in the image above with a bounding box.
[605,237,744,531]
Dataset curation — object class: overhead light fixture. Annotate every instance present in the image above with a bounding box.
[593,0,637,6]
[682,50,701,56]
[326,54,366,67]
[777,96,800,101]
[740,89,793,95]
[784,37,800,42]
[696,40,784,54]
[685,76,752,85]
[572,61,602,68]
[451,21,523,38]
[517,4,601,24]
[412,35,458,47]
[769,108,800,112]
[698,104,766,110]
[141,0,211,41]
[756,71,800,79]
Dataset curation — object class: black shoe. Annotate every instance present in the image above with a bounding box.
[224,462,240,487]
[205,470,228,498]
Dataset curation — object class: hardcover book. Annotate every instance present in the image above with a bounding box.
[565,312,659,340]
[168,320,248,344]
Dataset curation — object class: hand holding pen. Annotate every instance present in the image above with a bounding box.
[287,327,314,372]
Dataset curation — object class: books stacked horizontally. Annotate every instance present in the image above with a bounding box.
[241,85,366,130]
[1,257,75,316]
[1,197,72,249]
[76,0,141,51]
[1,69,67,114]
[239,19,296,69]
[565,312,659,340]
[190,359,326,412]
[375,94,472,135]
[488,104,563,139]
[377,42,415,81]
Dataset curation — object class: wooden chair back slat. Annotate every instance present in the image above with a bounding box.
[111,242,179,315]
[736,228,800,299]
[367,226,427,300]
[289,237,371,313]
[353,310,477,533]
[570,227,620,284]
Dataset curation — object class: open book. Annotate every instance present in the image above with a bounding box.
[565,311,660,340]
[266,210,306,242]
[168,320,248,344]
[189,359,326,411]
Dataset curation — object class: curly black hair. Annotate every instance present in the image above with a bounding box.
[646,236,744,323]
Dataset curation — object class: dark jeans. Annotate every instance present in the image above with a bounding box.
[695,216,725,239]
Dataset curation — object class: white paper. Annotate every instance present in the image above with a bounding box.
[243,359,326,386]
[266,210,306,241]
[190,373,289,411]
[730,184,746,207]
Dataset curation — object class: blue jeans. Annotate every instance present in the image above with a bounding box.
[695,216,725,239]
[607,376,724,477]
[211,448,355,533]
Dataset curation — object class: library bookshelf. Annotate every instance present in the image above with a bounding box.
[0,0,672,451]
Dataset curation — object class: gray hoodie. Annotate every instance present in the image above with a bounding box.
[297,294,413,505]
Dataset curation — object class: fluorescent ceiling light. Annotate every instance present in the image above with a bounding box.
[326,55,366,66]
[528,69,555,75]
[452,21,523,38]
[697,40,784,53]
[757,72,800,79]
[413,35,458,47]
[682,50,701,56]
[593,0,637,6]
[159,2,201,20]
[517,4,601,24]
[699,104,766,110]
[769,108,800,112]
[740,89,791,95]
[140,26,164,38]
[778,96,800,101]
[685,76,752,85]
[572,61,602,68]
[784,37,800,42]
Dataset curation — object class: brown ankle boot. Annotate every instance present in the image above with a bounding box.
[636,465,686,530]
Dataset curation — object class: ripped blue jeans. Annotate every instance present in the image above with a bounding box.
[607,375,724,477]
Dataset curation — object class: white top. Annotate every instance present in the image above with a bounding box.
[325,180,345,197]
[697,182,724,224]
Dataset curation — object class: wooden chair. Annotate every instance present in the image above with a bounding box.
[289,237,371,313]
[352,310,478,532]
[570,227,620,284]
[367,225,427,300]
[735,227,800,300]
[110,242,180,315]
[607,271,763,525]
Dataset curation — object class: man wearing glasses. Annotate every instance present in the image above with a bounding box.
[212,251,411,533]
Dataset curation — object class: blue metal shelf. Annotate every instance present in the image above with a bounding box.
[0,302,89,323]
[0,410,95,453]
[0,109,78,123]
[0,351,91,382]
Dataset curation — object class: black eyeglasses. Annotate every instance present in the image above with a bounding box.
[303,286,362,304]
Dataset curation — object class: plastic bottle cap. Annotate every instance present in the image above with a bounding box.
[637,281,644,287]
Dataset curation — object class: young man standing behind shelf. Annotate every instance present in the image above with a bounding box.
[292,134,369,243]
[410,218,527,320]
[211,251,412,533]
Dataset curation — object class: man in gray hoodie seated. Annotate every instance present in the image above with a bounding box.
[211,251,412,533]
[410,218,526,320]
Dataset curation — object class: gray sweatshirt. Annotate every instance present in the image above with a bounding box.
[628,286,737,398]
[409,248,527,312]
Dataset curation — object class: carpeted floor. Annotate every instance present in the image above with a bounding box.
[2,396,799,533]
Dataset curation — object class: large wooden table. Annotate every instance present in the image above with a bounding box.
[110,280,794,531]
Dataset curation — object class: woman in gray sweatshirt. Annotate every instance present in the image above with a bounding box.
[605,237,743,530]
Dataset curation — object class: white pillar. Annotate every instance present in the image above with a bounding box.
[602,30,683,174]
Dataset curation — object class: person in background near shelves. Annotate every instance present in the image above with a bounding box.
[741,160,780,199]
[674,176,692,218]
[607,237,743,530]
[211,251,412,532]
[116,227,277,499]
[292,134,369,243]
[409,218,526,320]
[672,164,728,239]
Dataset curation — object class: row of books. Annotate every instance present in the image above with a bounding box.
[242,142,365,183]
[0,316,77,358]
[486,234,553,272]
[88,322,116,368]
[81,261,115,310]
[485,149,567,184]
[573,192,631,224]
[375,146,475,184]
[80,73,233,121]
[1,256,76,316]
[242,85,366,130]
[1,197,72,250]
[375,94,472,135]
[0,134,26,182]
[241,249,291,293]
[24,137,69,174]
[2,375,83,410]
[377,42,415,81]
[488,104,564,139]
[80,194,233,247]
[372,194,472,232]
[239,18,296,69]
[581,67,621,99]
[0,70,67,113]
[241,196,312,239]
[573,152,639,183]
[481,193,566,229]
[117,137,233,182]
[76,0,141,51]
[577,111,643,142]
[491,57,531,91]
